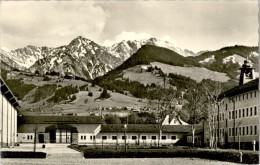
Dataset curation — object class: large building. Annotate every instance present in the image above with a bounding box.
[0,77,20,147]
[218,60,259,149]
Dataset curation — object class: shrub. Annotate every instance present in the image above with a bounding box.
[42,76,51,81]
[70,95,76,102]
[70,147,259,164]
[99,89,111,99]
[88,92,93,97]
[1,151,46,158]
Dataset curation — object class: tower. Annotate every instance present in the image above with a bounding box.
[239,59,255,85]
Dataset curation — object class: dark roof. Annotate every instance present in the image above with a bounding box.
[219,78,259,98]
[0,77,20,108]
[18,116,102,124]
[100,124,192,133]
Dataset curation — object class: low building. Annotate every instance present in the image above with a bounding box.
[17,116,102,144]
[97,124,192,146]
[0,77,20,147]
[17,115,192,146]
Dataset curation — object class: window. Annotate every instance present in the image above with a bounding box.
[171,136,176,140]
[151,136,156,140]
[239,95,241,101]
[255,125,257,135]
[255,91,257,97]
[222,113,224,121]
[239,109,241,118]
[122,136,127,140]
[132,136,137,140]
[232,111,234,119]
[93,136,95,140]
[243,94,244,100]
[250,107,253,116]
[243,127,245,136]
[102,136,107,140]
[250,92,252,98]
[27,135,30,140]
[112,136,117,140]
[246,93,248,99]
[246,126,249,135]
[232,128,234,136]
[242,109,245,117]
[161,136,167,140]
[90,136,92,140]
[142,136,146,140]
[81,136,84,140]
[254,106,257,115]
[246,108,249,117]
[235,110,237,119]
[229,111,231,120]
[250,126,253,135]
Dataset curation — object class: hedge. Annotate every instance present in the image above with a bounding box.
[0,151,46,158]
[79,148,258,164]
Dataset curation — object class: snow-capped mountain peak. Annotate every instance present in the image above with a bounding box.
[107,37,196,60]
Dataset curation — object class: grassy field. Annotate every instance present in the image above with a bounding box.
[151,62,230,82]
[123,65,164,86]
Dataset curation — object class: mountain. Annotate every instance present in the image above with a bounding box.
[29,36,121,80]
[94,45,259,99]
[190,45,259,79]
[107,37,196,60]
[0,49,27,71]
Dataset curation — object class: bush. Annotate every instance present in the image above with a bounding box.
[70,147,259,164]
[88,92,93,97]
[1,151,46,158]
[42,76,52,81]
[99,89,111,99]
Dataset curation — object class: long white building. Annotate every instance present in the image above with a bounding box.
[0,77,20,147]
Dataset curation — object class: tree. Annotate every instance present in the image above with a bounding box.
[202,79,224,149]
[183,84,207,147]
[99,89,111,99]
[148,87,177,147]
[104,114,121,124]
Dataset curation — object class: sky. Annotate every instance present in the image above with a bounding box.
[0,0,258,53]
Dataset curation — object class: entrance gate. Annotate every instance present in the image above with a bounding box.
[45,124,78,144]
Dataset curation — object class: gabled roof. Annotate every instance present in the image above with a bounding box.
[100,124,192,133]
[219,78,259,98]
[18,116,103,124]
[0,77,20,108]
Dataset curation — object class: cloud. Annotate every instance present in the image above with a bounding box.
[0,1,107,49]
[103,31,152,46]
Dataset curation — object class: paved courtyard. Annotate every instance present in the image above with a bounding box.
[0,144,241,165]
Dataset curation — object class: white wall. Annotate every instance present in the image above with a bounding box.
[0,92,18,147]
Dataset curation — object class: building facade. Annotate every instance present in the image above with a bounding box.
[218,60,259,149]
[17,115,192,146]
[17,116,102,144]
[0,77,20,147]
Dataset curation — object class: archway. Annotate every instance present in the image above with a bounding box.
[45,124,78,144]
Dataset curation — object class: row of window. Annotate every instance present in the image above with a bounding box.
[80,135,96,140]
[229,106,258,120]
[229,91,258,103]
[101,135,177,140]
[228,125,258,137]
